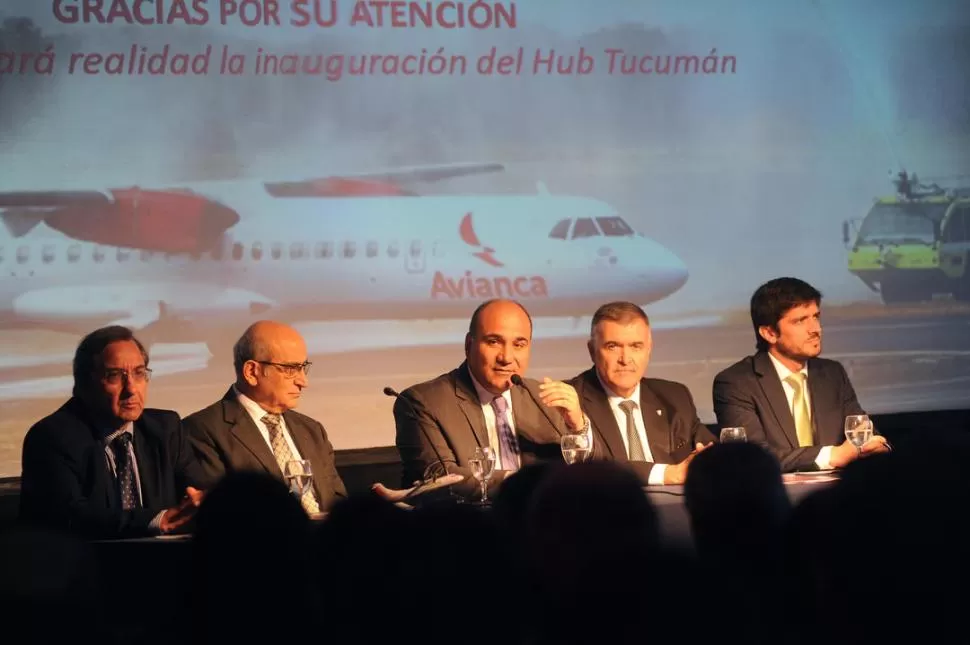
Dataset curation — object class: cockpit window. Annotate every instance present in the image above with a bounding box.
[549,218,570,240]
[597,217,635,237]
[571,218,601,239]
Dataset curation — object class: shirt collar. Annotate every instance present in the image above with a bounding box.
[596,371,641,407]
[467,367,514,408]
[103,422,134,444]
[767,351,808,382]
[233,385,278,421]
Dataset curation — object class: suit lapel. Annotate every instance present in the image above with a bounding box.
[454,365,488,448]
[579,369,626,460]
[754,352,798,450]
[132,419,162,507]
[806,360,838,445]
[639,382,673,462]
[222,394,283,476]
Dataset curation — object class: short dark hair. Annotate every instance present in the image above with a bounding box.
[590,301,650,337]
[750,277,822,351]
[233,324,271,377]
[72,326,149,397]
[467,299,533,337]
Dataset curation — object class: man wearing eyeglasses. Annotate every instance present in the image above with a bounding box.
[19,326,206,538]
[183,320,346,513]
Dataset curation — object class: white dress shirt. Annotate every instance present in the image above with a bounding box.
[468,373,593,471]
[766,352,833,469]
[233,386,307,463]
[597,376,667,485]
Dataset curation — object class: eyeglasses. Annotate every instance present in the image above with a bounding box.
[101,367,153,385]
[256,360,312,378]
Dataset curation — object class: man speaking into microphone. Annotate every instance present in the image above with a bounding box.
[392,299,592,487]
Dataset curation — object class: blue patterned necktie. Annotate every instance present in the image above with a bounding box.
[113,433,139,511]
[490,395,520,471]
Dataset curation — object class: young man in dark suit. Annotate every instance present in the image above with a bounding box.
[713,277,890,472]
[20,326,204,539]
[183,321,346,513]
[568,301,716,485]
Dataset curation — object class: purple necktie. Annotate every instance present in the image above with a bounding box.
[490,395,520,471]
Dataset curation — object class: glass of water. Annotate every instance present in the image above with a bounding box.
[284,460,313,499]
[720,427,747,443]
[561,433,592,464]
[844,415,874,449]
[468,447,494,505]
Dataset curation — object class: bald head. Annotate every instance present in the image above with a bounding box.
[465,299,533,394]
[233,321,309,413]
[468,299,533,338]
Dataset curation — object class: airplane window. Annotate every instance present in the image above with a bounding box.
[190,251,201,262]
[42,245,55,264]
[211,243,224,261]
[93,247,105,263]
[388,241,400,258]
[16,246,27,264]
[433,241,444,258]
[117,248,131,262]
[140,250,154,262]
[67,245,80,263]
[315,241,333,259]
[366,241,378,258]
[0,246,5,263]
[597,217,635,237]
[549,218,571,240]
[252,242,263,261]
[290,242,305,260]
[271,242,282,260]
[342,241,356,258]
[232,243,243,261]
[571,218,601,239]
[410,240,422,257]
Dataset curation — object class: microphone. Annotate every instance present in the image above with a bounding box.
[509,374,567,434]
[383,386,455,484]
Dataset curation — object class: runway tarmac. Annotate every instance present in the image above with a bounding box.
[0,311,968,477]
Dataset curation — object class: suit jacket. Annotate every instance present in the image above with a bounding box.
[19,398,204,539]
[568,368,717,484]
[394,362,572,486]
[183,388,347,510]
[712,351,868,472]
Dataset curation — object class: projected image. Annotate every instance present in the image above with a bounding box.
[0,0,968,476]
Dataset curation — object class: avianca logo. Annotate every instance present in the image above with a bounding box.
[460,212,504,267]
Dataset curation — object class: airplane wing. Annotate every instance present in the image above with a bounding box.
[264,161,505,197]
[0,188,239,253]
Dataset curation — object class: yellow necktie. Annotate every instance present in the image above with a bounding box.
[784,373,814,447]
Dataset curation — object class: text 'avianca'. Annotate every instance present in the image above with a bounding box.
[431,271,549,299]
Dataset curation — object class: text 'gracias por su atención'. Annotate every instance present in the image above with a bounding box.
[52,0,517,29]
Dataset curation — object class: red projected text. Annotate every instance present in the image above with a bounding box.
[53,0,210,25]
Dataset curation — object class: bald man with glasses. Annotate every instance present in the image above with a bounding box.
[183,321,347,513]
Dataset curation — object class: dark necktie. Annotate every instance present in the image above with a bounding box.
[618,400,647,461]
[490,395,520,471]
[113,433,139,511]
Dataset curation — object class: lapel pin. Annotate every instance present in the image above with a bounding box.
[656,409,662,416]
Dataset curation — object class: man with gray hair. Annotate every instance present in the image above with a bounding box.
[183,321,346,513]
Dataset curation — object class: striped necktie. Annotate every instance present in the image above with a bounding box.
[262,414,321,514]
[490,395,520,471]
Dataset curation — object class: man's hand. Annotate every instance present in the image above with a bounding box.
[861,435,891,455]
[663,442,712,485]
[537,377,585,431]
[159,486,204,534]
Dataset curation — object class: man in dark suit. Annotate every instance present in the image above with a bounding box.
[183,321,346,512]
[713,277,890,472]
[568,301,716,485]
[20,326,204,539]
[393,299,591,487]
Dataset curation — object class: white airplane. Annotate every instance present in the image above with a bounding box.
[0,162,689,358]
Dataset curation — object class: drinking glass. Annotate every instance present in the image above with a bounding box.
[468,447,494,504]
[284,460,313,499]
[844,415,874,449]
[561,433,592,464]
[720,427,747,443]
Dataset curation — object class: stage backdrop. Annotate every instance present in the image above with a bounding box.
[0,0,968,476]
